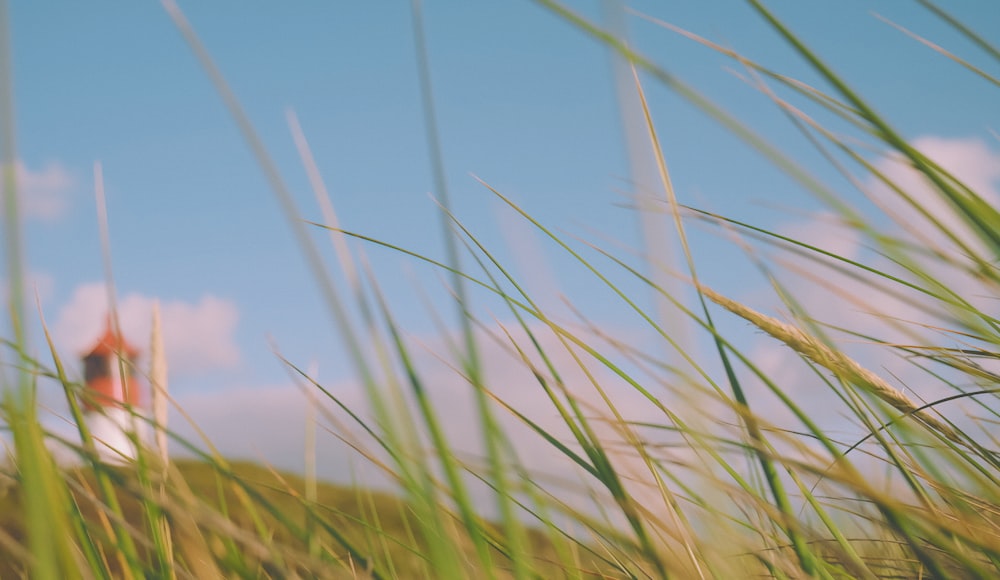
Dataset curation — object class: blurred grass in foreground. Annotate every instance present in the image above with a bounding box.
[3,0,1000,577]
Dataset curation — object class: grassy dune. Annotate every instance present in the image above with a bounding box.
[0,459,608,578]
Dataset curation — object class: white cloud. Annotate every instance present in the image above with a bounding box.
[52,282,241,376]
[842,136,1000,330]
[778,211,862,263]
[737,136,1000,437]
[908,136,1000,198]
[0,160,75,221]
[872,136,1000,255]
[776,136,1000,330]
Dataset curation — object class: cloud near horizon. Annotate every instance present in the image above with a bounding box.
[156,319,695,516]
[52,282,241,376]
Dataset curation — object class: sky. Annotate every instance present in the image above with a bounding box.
[3,1,1000,489]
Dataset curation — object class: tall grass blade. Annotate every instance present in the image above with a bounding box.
[916,0,1000,64]
[150,301,169,467]
[1,3,85,576]
[411,3,529,577]
[160,0,377,391]
[748,0,1000,260]
[603,1,691,365]
[876,14,1000,89]
[366,263,497,576]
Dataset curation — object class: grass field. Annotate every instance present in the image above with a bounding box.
[0,459,609,578]
[3,1,1000,578]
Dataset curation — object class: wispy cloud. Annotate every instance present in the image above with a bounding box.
[1,160,75,221]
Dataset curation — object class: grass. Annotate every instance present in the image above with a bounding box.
[3,0,1000,577]
[0,459,600,578]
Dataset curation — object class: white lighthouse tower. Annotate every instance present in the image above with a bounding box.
[80,317,146,462]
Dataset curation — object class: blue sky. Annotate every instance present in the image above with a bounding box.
[5,1,1000,480]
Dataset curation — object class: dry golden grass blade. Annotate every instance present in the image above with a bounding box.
[699,284,961,443]
[150,301,170,467]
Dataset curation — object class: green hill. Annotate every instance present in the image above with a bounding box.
[0,458,611,578]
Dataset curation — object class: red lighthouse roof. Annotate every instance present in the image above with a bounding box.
[85,315,139,359]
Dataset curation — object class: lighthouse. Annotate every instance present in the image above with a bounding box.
[80,316,146,462]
